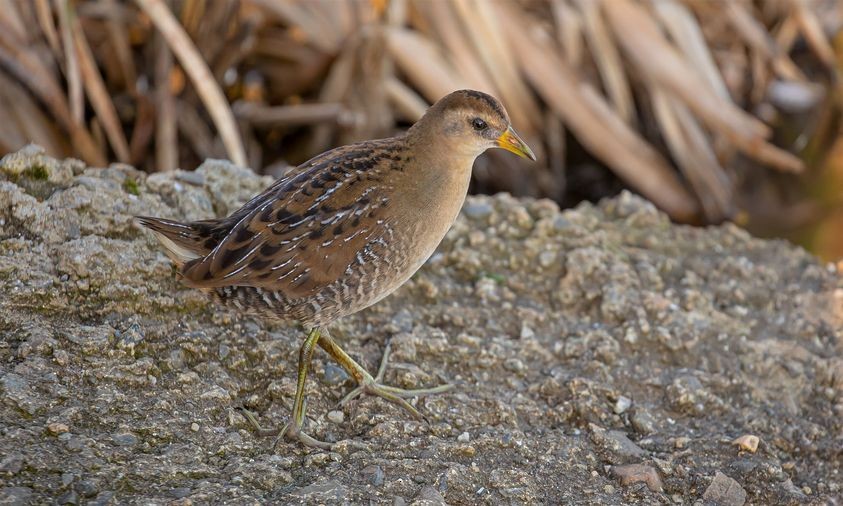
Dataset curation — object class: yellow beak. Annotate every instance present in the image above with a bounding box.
[496,126,536,161]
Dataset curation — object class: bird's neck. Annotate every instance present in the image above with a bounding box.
[396,133,476,232]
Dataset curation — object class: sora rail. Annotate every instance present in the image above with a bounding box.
[138,89,535,448]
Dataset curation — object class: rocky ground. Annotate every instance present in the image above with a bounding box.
[0,145,841,505]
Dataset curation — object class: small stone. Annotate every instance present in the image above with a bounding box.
[304,453,332,467]
[463,201,493,219]
[327,410,345,424]
[673,437,690,449]
[538,251,556,268]
[630,410,657,434]
[75,480,99,498]
[0,487,33,506]
[191,423,200,432]
[519,325,535,339]
[48,422,70,435]
[169,487,191,499]
[362,465,385,487]
[731,434,759,453]
[457,431,470,443]
[702,471,746,506]
[89,491,115,506]
[112,433,138,446]
[503,358,526,373]
[613,396,632,414]
[116,323,144,350]
[413,484,446,505]
[199,386,230,401]
[590,424,646,461]
[323,363,350,385]
[57,490,79,505]
[0,453,24,474]
[291,480,348,502]
[611,464,663,492]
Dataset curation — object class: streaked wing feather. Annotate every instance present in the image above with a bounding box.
[181,140,398,299]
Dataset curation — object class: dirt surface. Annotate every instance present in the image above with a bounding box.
[1,145,841,505]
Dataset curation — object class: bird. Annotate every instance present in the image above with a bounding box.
[137,89,536,449]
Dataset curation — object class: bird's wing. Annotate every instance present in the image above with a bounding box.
[181,141,398,299]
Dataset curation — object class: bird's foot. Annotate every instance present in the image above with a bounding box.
[238,405,333,450]
[337,339,453,421]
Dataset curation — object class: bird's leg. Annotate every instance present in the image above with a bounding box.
[241,327,332,450]
[317,331,452,420]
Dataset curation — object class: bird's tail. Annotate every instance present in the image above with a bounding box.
[135,216,211,267]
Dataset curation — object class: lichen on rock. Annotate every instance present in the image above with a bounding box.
[0,147,840,504]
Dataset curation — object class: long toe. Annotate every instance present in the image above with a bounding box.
[339,380,453,421]
[282,426,333,450]
[238,407,284,437]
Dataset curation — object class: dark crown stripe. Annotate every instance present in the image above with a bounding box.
[460,90,506,120]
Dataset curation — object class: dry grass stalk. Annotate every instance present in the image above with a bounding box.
[135,0,246,167]
[0,0,836,227]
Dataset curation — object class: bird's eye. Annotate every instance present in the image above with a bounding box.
[471,118,488,131]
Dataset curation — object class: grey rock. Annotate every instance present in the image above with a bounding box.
[1,373,43,415]
[0,453,23,475]
[111,433,138,446]
[56,490,79,505]
[462,200,493,219]
[323,363,350,385]
[412,485,446,505]
[702,471,747,506]
[629,409,658,435]
[75,480,99,498]
[291,480,348,502]
[0,487,33,506]
[362,464,385,487]
[590,424,647,463]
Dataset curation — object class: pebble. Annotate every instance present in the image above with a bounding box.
[538,251,556,267]
[462,201,493,219]
[611,464,663,492]
[0,453,24,474]
[590,424,646,461]
[291,480,348,502]
[112,433,138,446]
[362,465,385,487]
[702,471,746,506]
[630,410,657,434]
[327,410,345,424]
[48,422,70,435]
[413,484,446,505]
[457,431,470,443]
[731,434,759,453]
[613,396,632,414]
[57,490,79,505]
[75,480,99,498]
[323,363,350,385]
[0,487,33,506]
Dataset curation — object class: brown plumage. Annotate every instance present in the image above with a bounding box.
[138,89,535,449]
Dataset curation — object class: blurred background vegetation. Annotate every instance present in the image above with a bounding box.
[0,0,841,258]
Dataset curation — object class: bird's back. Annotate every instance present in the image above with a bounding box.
[139,136,428,326]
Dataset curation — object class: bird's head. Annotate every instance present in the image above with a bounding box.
[410,89,536,162]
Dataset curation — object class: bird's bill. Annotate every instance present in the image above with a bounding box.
[496,126,536,161]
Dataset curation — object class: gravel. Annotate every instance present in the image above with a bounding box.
[1,146,841,504]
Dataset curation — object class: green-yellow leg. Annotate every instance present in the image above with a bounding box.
[317,331,453,421]
[241,327,332,450]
